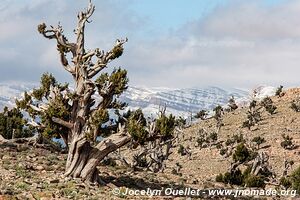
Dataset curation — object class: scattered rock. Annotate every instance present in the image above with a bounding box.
[2,155,10,160]
[48,179,60,184]
[35,165,44,171]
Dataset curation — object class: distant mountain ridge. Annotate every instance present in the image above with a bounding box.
[122,86,248,117]
[0,83,249,117]
[0,82,276,117]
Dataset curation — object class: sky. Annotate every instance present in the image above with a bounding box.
[0,0,300,89]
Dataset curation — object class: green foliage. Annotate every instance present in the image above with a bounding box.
[280,177,292,189]
[225,133,245,147]
[32,73,57,101]
[217,163,268,188]
[291,99,300,112]
[91,109,109,129]
[280,134,295,150]
[275,85,284,97]
[244,174,265,188]
[266,105,277,115]
[252,136,266,149]
[196,128,218,148]
[290,166,300,194]
[194,110,207,120]
[217,136,270,188]
[16,73,71,140]
[133,155,148,168]
[232,143,251,163]
[221,134,246,157]
[178,145,186,156]
[209,132,218,142]
[242,100,262,130]
[37,23,46,34]
[123,108,176,146]
[155,114,175,140]
[42,95,70,139]
[213,105,223,121]
[16,92,32,110]
[111,45,124,59]
[96,68,128,97]
[127,109,148,145]
[175,116,186,127]
[260,97,277,115]
[228,96,238,111]
[0,107,34,139]
[215,173,224,182]
[219,148,227,156]
[222,169,243,185]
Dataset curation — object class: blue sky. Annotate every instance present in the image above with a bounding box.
[0,0,300,89]
[129,0,228,31]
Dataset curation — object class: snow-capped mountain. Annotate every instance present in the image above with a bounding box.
[0,83,34,109]
[0,82,276,117]
[121,86,248,117]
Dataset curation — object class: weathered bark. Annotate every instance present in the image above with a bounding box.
[64,132,131,183]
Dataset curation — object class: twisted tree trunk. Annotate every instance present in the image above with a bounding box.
[34,1,130,183]
[65,132,131,182]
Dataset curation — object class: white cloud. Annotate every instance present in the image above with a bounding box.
[1,0,300,89]
[119,0,300,88]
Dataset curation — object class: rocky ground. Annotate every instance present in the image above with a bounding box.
[1,89,300,199]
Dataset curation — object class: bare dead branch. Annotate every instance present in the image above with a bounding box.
[52,117,73,129]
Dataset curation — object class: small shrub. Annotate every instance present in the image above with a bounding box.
[228,96,238,111]
[134,156,148,168]
[244,175,265,188]
[194,110,208,120]
[172,162,182,176]
[225,138,235,146]
[265,105,277,115]
[216,143,222,149]
[291,100,300,112]
[196,129,219,148]
[219,148,227,156]
[243,101,262,129]
[275,85,284,97]
[225,134,244,147]
[196,137,206,148]
[208,132,218,142]
[175,116,186,127]
[281,134,295,150]
[222,169,243,185]
[216,173,224,182]
[290,166,300,194]
[233,143,251,163]
[233,133,245,143]
[15,182,30,190]
[178,145,186,156]
[252,136,266,149]
[101,157,117,167]
[280,177,292,189]
[213,105,224,128]
[260,97,277,115]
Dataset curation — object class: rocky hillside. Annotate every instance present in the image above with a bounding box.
[1,88,299,200]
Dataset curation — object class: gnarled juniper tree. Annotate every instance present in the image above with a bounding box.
[16,1,175,183]
[0,107,34,139]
